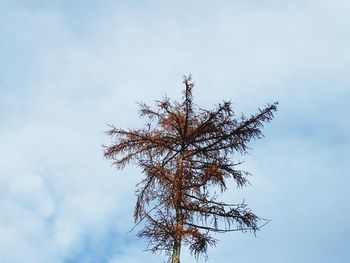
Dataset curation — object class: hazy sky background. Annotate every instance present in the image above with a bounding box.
[1,0,349,262]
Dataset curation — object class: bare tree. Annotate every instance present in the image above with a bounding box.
[104,76,278,263]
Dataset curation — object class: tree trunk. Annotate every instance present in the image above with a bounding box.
[172,158,184,263]
[171,207,183,263]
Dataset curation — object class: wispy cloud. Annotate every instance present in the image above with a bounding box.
[0,0,349,262]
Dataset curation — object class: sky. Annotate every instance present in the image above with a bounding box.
[0,0,349,262]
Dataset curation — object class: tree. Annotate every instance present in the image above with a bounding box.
[104,76,278,263]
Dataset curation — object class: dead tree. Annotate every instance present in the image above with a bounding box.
[104,76,278,263]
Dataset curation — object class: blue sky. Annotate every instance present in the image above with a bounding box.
[0,0,349,262]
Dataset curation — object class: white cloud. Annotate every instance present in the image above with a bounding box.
[0,0,349,262]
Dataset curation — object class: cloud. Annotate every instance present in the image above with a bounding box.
[0,0,349,262]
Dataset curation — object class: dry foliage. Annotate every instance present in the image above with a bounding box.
[104,76,278,262]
